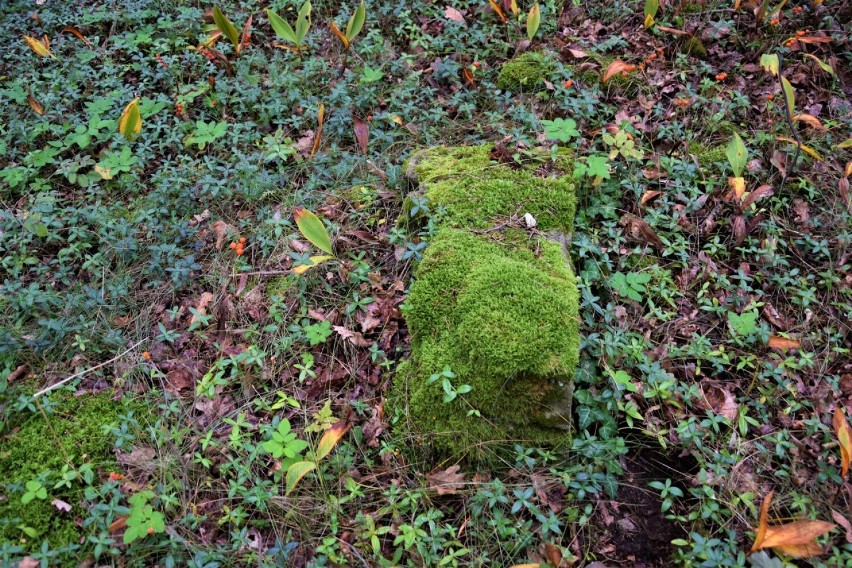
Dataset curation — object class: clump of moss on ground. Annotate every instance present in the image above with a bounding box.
[497,52,556,93]
[687,141,727,165]
[0,393,137,549]
[407,145,576,232]
[392,146,579,462]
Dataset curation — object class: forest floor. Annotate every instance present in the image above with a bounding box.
[1,0,851,566]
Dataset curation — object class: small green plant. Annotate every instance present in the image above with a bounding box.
[329,0,366,50]
[211,6,251,57]
[728,310,759,337]
[304,320,332,346]
[267,1,312,56]
[573,155,611,185]
[124,491,165,544]
[184,120,228,150]
[21,480,47,504]
[261,419,310,462]
[542,118,580,144]
[603,128,643,161]
[427,365,472,404]
[610,271,650,302]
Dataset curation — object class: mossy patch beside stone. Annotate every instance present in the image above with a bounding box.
[392,146,579,462]
[497,52,555,93]
[0,393,137,549]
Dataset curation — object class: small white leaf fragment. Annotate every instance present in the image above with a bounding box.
[52,499,72,512]
[523,212,537,228]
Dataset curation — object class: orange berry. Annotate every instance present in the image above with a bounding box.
[147,527,155,535]
[770,18,780,25]
[211,100,217,106]
[367,115,373,121]
[647,53,657,60]
[793,5,803,12]
[229,242,237,250]
[109,471,125,480]
[766,94,775,101]
[472,61,480,68]
[563,79,573,88]
[715,72,728,81]
[621,71,628,77]
[142,351,151,361]
[239,237,246,244]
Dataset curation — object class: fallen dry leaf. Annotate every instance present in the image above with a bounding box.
[834,407,851,478]
[333,325,372,347]
[190,292,215,325]
[444,6,466,24]
[768,336,800,350]
[602,59,635,83]
[427,464,466,496]
[831,510,852,544]
[752,491,836,557]
[52,498,72,512]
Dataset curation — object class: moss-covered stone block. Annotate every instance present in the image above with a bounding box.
[392,146,579,462]
[497,52,555,93]
[0,393,137,549]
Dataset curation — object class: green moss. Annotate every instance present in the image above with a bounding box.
[687,142,727,165]
[408,145,576,233]
[497,52,555,93]
[394,228,578,462]
[681,36,708,59]
[0,393,139,550]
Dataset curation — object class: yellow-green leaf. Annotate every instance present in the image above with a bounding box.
[644,0,658,29]
[802,53,834,76]
[346,0,366,41]
[760,53,779,76]
[726,132,747,178]
[213,6,240,49]
[266,9,298,44]
[117,98,142,141]
[526,3,540,41]
[293,207,333,255]
[780,75,795,119]
[328,21,349,49]
[834,408,852,478]
[23,35,56,59]
[835,139,852,150]
[776,137,823,161]
[292,255,334,275]
[285,461,316,495]
[315,421,349,462]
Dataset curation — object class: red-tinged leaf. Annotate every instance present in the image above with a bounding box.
[834,407,852,478]
[329,21,350,49]
[444,6,466,25]
[767,335,800,350]
[315,420,349,461]
[28,95,44,115]
[61,26,92,47]
[462,67,475,86]
[427,465,466,496]
[310,103,324,158]
[602,59,634,83]
[566,48,589,58]
[238,14,252,54]
[740,184,774,211]
[732,215,747,245]
[831,510,852,544]
[293,207,333,255]
[285,461,316,495]
[488,0,506,23]
[108,516,129,533]
[353,115,369,154]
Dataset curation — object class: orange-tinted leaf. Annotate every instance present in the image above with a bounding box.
[108,516,129,533]
[740,184,774,211]
[793,113,825,130]
[834,407,852,478]
[488,0,506,23]
[751,490,772,551]
[760,520,836,550]
[315,420,349,461]
[28,95,44,115]
[285,461,316,495]
[768,336,800,350]
[310,103,324,158]
[23,35,56,58]
[602,59,634,83]
[328,21,350,49]
[787,35,832,45]
[774,540,825,558]
[61,26,92,47]
[641,190,662,205]
[727,176,746,200]
[462,67,475,85]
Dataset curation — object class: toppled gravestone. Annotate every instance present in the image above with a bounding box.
[391,145,579,462]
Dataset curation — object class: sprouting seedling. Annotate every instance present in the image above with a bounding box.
[23,35,56,59]
[293,207,335,274]
[329,1,366,50]
[211,6,252,56]
[118,98,142,141]
[267,1,312,56]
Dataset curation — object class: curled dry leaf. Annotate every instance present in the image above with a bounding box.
[831,510,852,544]
[792,113,825,130]
[28,95,44,115]
[310,103,325,158]
[427,464,466,496]
[752,491,836,558]
[701,383,738,421]
[61,26,92,47]
[333,325,371,347]
[353,115,369,154]
[741,184,774,212]
[602,59,635,83]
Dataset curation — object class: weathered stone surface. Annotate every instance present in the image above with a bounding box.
[391,145,579,462]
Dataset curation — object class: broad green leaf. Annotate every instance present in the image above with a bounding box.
[759,53,779,76]
[726,132,747,178]
[644,0,658,28]
[542,118,579,143]
[23,35,56,59]
[315,421,348,461]
[266,9,298,44]
[213,6,240,49]
[780,76,795,119]
[292,255,334,275]
[295,1,312,44]
[118,98,142,141]
[835,139,852,149]
[526,3,540,41]
[802,53,834,76]
[346,0,366,40]
[285,461,316,495]
[294,207,333,255]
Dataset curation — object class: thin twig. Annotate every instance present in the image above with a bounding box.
[33,340,145,398]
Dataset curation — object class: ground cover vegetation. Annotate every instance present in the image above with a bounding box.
[0,0,850,566]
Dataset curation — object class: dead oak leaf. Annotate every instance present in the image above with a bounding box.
[427,465,466,496]
[333,325,372,347]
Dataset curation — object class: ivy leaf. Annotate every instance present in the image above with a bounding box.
[542,118,579,143]
[585,155,611,179]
